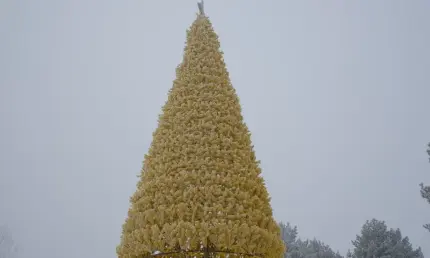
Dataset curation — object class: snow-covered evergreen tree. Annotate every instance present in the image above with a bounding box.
[350,219,423,258]
[279,222,343,258]
[0,226,18,258]
[279,222,301,258]
[419,142,430,232]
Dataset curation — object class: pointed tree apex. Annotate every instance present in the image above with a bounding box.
[197,0,205,16]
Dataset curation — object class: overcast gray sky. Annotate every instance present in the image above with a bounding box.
[1,0,429,257]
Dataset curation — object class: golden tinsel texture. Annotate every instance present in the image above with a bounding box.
[117,15,285,258]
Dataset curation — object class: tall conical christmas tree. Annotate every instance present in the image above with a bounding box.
[117,3,285,258]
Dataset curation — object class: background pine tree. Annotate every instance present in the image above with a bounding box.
[0,225,18,258]
[279,222,343,258]
[419,142,430,232]
[117,11,284,258]
[350,219,423,258]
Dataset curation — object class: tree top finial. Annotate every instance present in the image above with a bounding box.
[197,0,205,16]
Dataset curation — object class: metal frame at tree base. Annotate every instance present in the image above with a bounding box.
[147,250,262,258]
[144,243,263,258]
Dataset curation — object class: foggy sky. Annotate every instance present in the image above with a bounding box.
[1,1,429,257]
